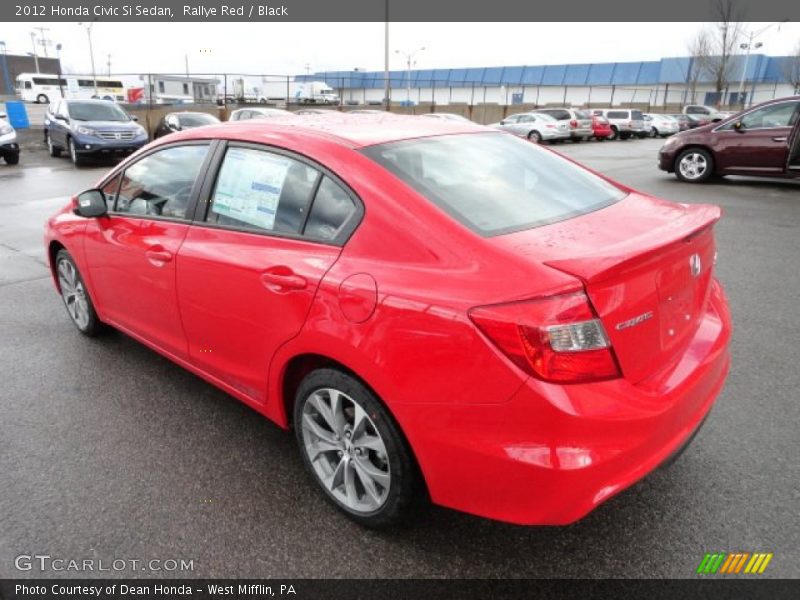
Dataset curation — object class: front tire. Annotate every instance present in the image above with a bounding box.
[650,128,659,138]
[294,368,418,527]
[37,93,49,104]
[608,126,619,141]
[55,250,102,336]
[68,137,83,166]
[47,132,62,157]
[675,148,714,183]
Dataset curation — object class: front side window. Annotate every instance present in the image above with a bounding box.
[362,132,626,236]
[158,81,165,93]
[739,102,799,129]
[115,145,209,219]
[207,147,319,234]
[101,174,122,211]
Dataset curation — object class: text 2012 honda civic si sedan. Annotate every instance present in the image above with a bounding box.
[45,114,731,527]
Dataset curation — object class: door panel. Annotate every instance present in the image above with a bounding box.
[83,217,191,357]
[715,101,799,173]
[176,228,340,402]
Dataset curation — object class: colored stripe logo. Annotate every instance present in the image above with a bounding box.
[697,552,773,574]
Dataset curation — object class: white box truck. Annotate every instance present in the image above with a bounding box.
[259,79,339,105]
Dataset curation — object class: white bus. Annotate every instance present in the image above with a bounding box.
[15,73,126,104]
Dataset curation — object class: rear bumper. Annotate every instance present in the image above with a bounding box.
[394,281,731,525]
[570,127,593,139]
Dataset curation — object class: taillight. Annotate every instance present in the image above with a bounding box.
[468,293,621,384]
[569,119,578,128]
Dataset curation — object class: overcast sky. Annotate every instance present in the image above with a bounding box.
[4,22,799,76]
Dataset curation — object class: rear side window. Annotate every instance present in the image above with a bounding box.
[607,111,628,119]
[207,147,319,234]
[115,145,209,219]
[362,132,625,236]
[304,177,357,241]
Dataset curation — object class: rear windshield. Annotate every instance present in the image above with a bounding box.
[575,110,591,119]
[179,113,219,127]
[631,110,644,120]
[362,132,625,236]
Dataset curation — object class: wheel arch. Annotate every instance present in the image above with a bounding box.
[47,240,67,292]
[276,350,430,498]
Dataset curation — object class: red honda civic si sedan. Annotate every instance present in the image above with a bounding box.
[45,114,731,527]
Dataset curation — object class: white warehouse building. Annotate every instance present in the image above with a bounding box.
[299,54,799,108]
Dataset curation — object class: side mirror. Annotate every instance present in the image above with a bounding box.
[499,119,507,125]
[74,190,108,218]
[166,115,181,130]
[0,112,6,119]
[55,114,68,122]
[733,121,744,132]
[130,115,139,122]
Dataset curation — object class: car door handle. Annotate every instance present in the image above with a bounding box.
[772,137,788,142]
[260,269,307,292]
[145,248,173,265]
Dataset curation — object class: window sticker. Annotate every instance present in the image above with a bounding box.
[212,148,292,231]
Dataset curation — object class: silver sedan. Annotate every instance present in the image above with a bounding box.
[490,112,570,143]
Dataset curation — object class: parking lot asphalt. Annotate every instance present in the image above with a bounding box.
[1,135,798,579]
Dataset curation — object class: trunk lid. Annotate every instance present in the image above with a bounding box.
[494,194,720,383]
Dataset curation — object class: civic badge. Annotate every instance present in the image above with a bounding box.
[689,253,702,278]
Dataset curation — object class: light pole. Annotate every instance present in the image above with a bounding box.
[395,46,425,105]
[29,32,40,73]
[737,20,788,107]
[0,41,13,96]
[384,0,389,110]
[77,22,98,96]
[56,43,64,98]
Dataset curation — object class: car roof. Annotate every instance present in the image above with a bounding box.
[172,113,489,149]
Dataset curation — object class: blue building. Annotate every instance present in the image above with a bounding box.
[298,55,798,107]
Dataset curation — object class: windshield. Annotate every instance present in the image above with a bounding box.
[178,113,219,127]
[68,102,130,122]
[362,132,626,236]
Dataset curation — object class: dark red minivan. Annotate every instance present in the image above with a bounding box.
[658,96,800,182]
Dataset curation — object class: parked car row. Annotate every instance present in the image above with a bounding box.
[488,107,684,143]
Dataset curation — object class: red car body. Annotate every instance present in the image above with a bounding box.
[45,116,731,525]
[591,115,613,140]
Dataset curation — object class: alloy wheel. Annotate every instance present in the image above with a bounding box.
[300,387,391,513]
[57,258,90,330]
[678,152,708,180]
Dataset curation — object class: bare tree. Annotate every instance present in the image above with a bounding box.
[690,0,744,105]
[686,29,712,104]
[784,41,800,94]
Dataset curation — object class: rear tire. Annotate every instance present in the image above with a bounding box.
[294,368,418,528]
[4,153,19,165]
[527,130,542,144]
[650,128,659,138]
[608,126,619,141]
[55,249,103,336]
[37,93,49,104]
